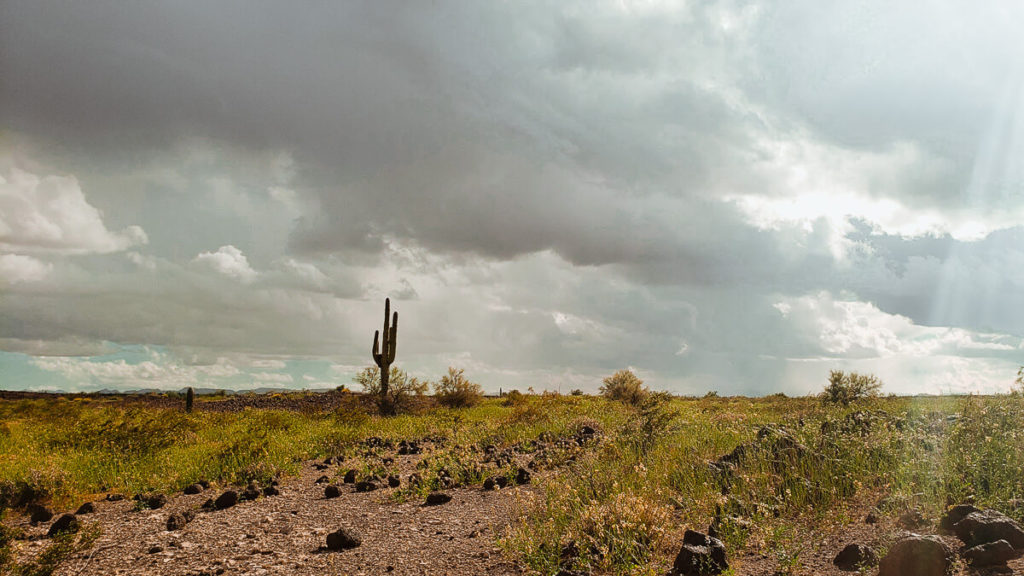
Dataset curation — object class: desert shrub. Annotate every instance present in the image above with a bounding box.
[821,370,882,405]
[570,389,584,396]
[503,390,526,407]
[353,366,428,413]
[434,367,483,408]
[599,369,647,406]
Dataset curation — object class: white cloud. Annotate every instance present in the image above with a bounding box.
[32,353,241,389]
[251,371,293,383]
[0,165,147,254]
[193,245,257,282]
[0,253,52,284]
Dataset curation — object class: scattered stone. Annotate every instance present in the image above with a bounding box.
[136,493,167,510]
[833,543,878,571]
[104,493,125,502]
[166,512,193,531]
[673,530,728,575]
[27,504,53,524]
[939,504,980,532]
[387,475,400,488]
[315,475,330,484]
[425,492,452,506]
[75,502,95,515]
[214,490,238,510]
[355,481,378,493]
[953,509,1024,549]
[877,534,951,576]
[324,485,342,499]
[197,479,211,489]
[201,498,215,510]
[963,539,1020,567]
[148,545,163,554]
[343,470,357,484]
[515,467,531,485]
[263,485,280,497]
[326,528,361,550]
[899,509,928,529]
[398,440,421,455]
[47,514,80,537]
[483,477,497,491]
[241,483,261,501]
[313,464,329,471]
[324,456,337,465]
[865,511,879,524]
[183,483,204,495]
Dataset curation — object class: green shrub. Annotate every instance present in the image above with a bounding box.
[821,370,882,405]
[570,389,584,396]
[434,367,483,408]
[599,369,647,406]
[353,366,428,413]
[503,390,525,407]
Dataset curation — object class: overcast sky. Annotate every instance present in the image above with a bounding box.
[2,1,1024,395]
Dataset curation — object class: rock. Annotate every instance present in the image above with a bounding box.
[398,440,421,455]
[355,481,378,493]
[137,493,167,509]
[939,504,980,532]
[673,529,728,575]
[483,477,497,491]
[496,476,509,488]
[183,483,204,495]
[953,509,1024,549]
[315,475,330,485]
[214,490,238,510]
[263,486,280,497]
[104,493,125,502]
[963,539,1021,567]
[326,527,361,550]
[197,479,211,489]
[241,483,261,501]
[28,504,53,523]
[324,485,342,499]
[201,498,215,510]
[877,534,951,576]
[47,514,80,536]
[833,543,878,571]
[148,545,163,554]
[343,470,357,484]
[515,467,531,485]
[75,502,95,515]
[166,512,192,531]
[387,475,400,488]
[899,509,928,529]
[425,492,452,506]
[865,511,879,524]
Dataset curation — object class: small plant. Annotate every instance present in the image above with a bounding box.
[434,367,483,408]
[353,366,427,413]
[599,369,647,406]
[503,390,526,407]
[821,370,882,406]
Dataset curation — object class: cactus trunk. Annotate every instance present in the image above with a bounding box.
[371,298,398,399]
[185,386,194,413]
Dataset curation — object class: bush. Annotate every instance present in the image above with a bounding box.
[600,369,647,406]
[503,390,525,407]
[570,389,584,396]
[433,367,483,408]
[821,370,882,405]
[353,366,428,413]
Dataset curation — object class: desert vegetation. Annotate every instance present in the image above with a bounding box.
[1,376,1024,574]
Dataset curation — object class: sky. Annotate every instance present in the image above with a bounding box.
[2,1,1024,396]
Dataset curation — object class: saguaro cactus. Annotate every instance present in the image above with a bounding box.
[371,298,398,397]
[185,386,194,413]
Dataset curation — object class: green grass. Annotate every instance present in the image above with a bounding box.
[2,392,1024,575]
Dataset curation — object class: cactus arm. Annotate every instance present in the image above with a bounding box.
[372,330,382,367]
[388,312,398,363]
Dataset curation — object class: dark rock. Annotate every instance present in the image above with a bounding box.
[343,469,357,484]
[963,539,1021,567]
[387,475,400,488]
[899,509,928,529]
[833,543,878,571]
[28,503,53,523]
[197,479,210,489]
[313,464,329,471]
[263,486,280,497]
[47,514,80,536]
[953,509,1024,549]
[241,483,261,501]
[183,483,204,495]
[75,502,95,515]
[201,498,215,510]
[315,475,330,485]
[496,476,509,488]
[104,493,125,502]
[515,467,531,485]
[483,477,497,491]
[355,481,378,493]
[148,545,163,554]
[326,527,361,550]
[398,440,421,455]
[324,485,342,499]
[425,492,452,506]
[877,534,951,576]
[166,512,192,531]
[214,490,238,510]
[673,530,728,575]
[865,511,879,524]
[137,493,167,509]
[939,504,980,532]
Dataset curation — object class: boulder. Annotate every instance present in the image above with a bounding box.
[214,490,238,510]
[515,467,531,485]
[28,503,54,524]
[326,528,361,550]
[672,530,728,575]
[938,504,980,532]
[355,481,378,493]
[183,483,204,495]
[241,483,261,501]
[263,485,280,497]
[75,502,95,515]
[314,475,330,485]
[953,509,1024,549]
[47,514,80,537]
[877,534,951,576]
[962,539,1021,567]
[343,469,357,484]
[425,492,452,506]
[166,512,192,531]
[324,485,342,499]
[387,475,400,488]
[833,543,878,571]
